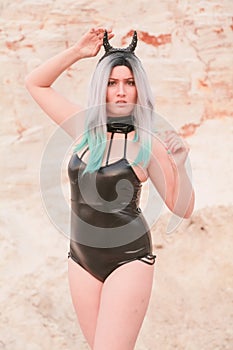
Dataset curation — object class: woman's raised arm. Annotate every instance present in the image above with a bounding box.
[25,28,114,136]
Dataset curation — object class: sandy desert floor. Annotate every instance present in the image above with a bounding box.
[0,118,233,350]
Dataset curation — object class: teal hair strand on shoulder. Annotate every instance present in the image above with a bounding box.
[131,139,151,168]
[73,131,88,154]
[83,131,107,174]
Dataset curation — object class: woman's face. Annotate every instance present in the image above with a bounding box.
[106,65,137,117]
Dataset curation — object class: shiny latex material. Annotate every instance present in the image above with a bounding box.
[68,116,156,282]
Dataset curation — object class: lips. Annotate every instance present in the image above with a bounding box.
[116,100,127,104]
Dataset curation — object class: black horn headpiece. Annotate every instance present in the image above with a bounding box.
[99,31,138,62]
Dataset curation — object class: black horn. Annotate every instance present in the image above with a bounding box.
[99,30,138,62]
[103,31,112,53]
[128,31,138,52]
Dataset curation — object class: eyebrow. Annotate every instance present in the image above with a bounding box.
[108,77,134,80]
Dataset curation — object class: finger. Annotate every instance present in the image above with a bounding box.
[166,139,184,150]
[172,143,185,153]
[166,136,184,149]
[173,141,190,153]
[106,33,115,40]
[164,130,177,137]
[165,131,181,142]
[90,27,98,34]
[168,135,189,151]
[92,27,109,35]
[183,139,190,150]
[96,28,113,33]
[91,27,103,32]
[96,32,114,44]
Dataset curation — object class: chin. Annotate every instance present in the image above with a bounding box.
[107,104,134,116]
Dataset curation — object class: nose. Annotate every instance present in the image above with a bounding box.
[117,82,126,96]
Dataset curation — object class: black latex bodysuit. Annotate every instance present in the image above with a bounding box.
[68,115,156,282]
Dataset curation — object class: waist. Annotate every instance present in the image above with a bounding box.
[70,205,149,248]
[71,201,141,226]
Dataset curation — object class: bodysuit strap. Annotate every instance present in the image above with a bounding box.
[80,147,89,160]
[124,133,128,158]
[106,132,114,166]
[105,132,128,166]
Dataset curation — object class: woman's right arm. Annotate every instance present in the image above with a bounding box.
[25,28,113,135]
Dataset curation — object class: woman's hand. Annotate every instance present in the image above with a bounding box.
[148,131,194,218]
[74,28,114,59]
[163,130,190,168]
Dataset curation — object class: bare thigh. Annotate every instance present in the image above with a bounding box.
[93,260,154,350]
[68,258,103,348]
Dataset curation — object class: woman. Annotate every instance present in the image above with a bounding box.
[25,28,195,350]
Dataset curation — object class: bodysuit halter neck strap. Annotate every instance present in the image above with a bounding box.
[106,115,135,134]
[105,115,134,166]
[80,115,135,167]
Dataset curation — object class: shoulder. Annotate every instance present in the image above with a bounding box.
[149,132,169,164]
[146,132,175,195]
[146,131,176,180]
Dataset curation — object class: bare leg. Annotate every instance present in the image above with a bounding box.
[93,260,154,350]
[68,258,103,348]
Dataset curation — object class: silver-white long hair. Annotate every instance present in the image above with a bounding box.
[78,52,155,172]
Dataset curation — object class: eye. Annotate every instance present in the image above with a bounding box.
[108,80,116,86]
[127,80,135,86]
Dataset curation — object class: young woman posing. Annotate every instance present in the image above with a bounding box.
[25,27,195,350]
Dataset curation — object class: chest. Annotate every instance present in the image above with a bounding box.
[80,134,148,183]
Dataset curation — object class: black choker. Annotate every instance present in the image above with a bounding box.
[107,115,135,134]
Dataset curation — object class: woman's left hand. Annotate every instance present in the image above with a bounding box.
[164,130,190,167]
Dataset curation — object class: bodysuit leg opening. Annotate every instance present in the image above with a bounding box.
[68,251,156,282]
[138,254,156,265]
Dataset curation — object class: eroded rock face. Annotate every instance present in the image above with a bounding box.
[1,0,232,200]
[0,1,232,211]
[1,1,232,134]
